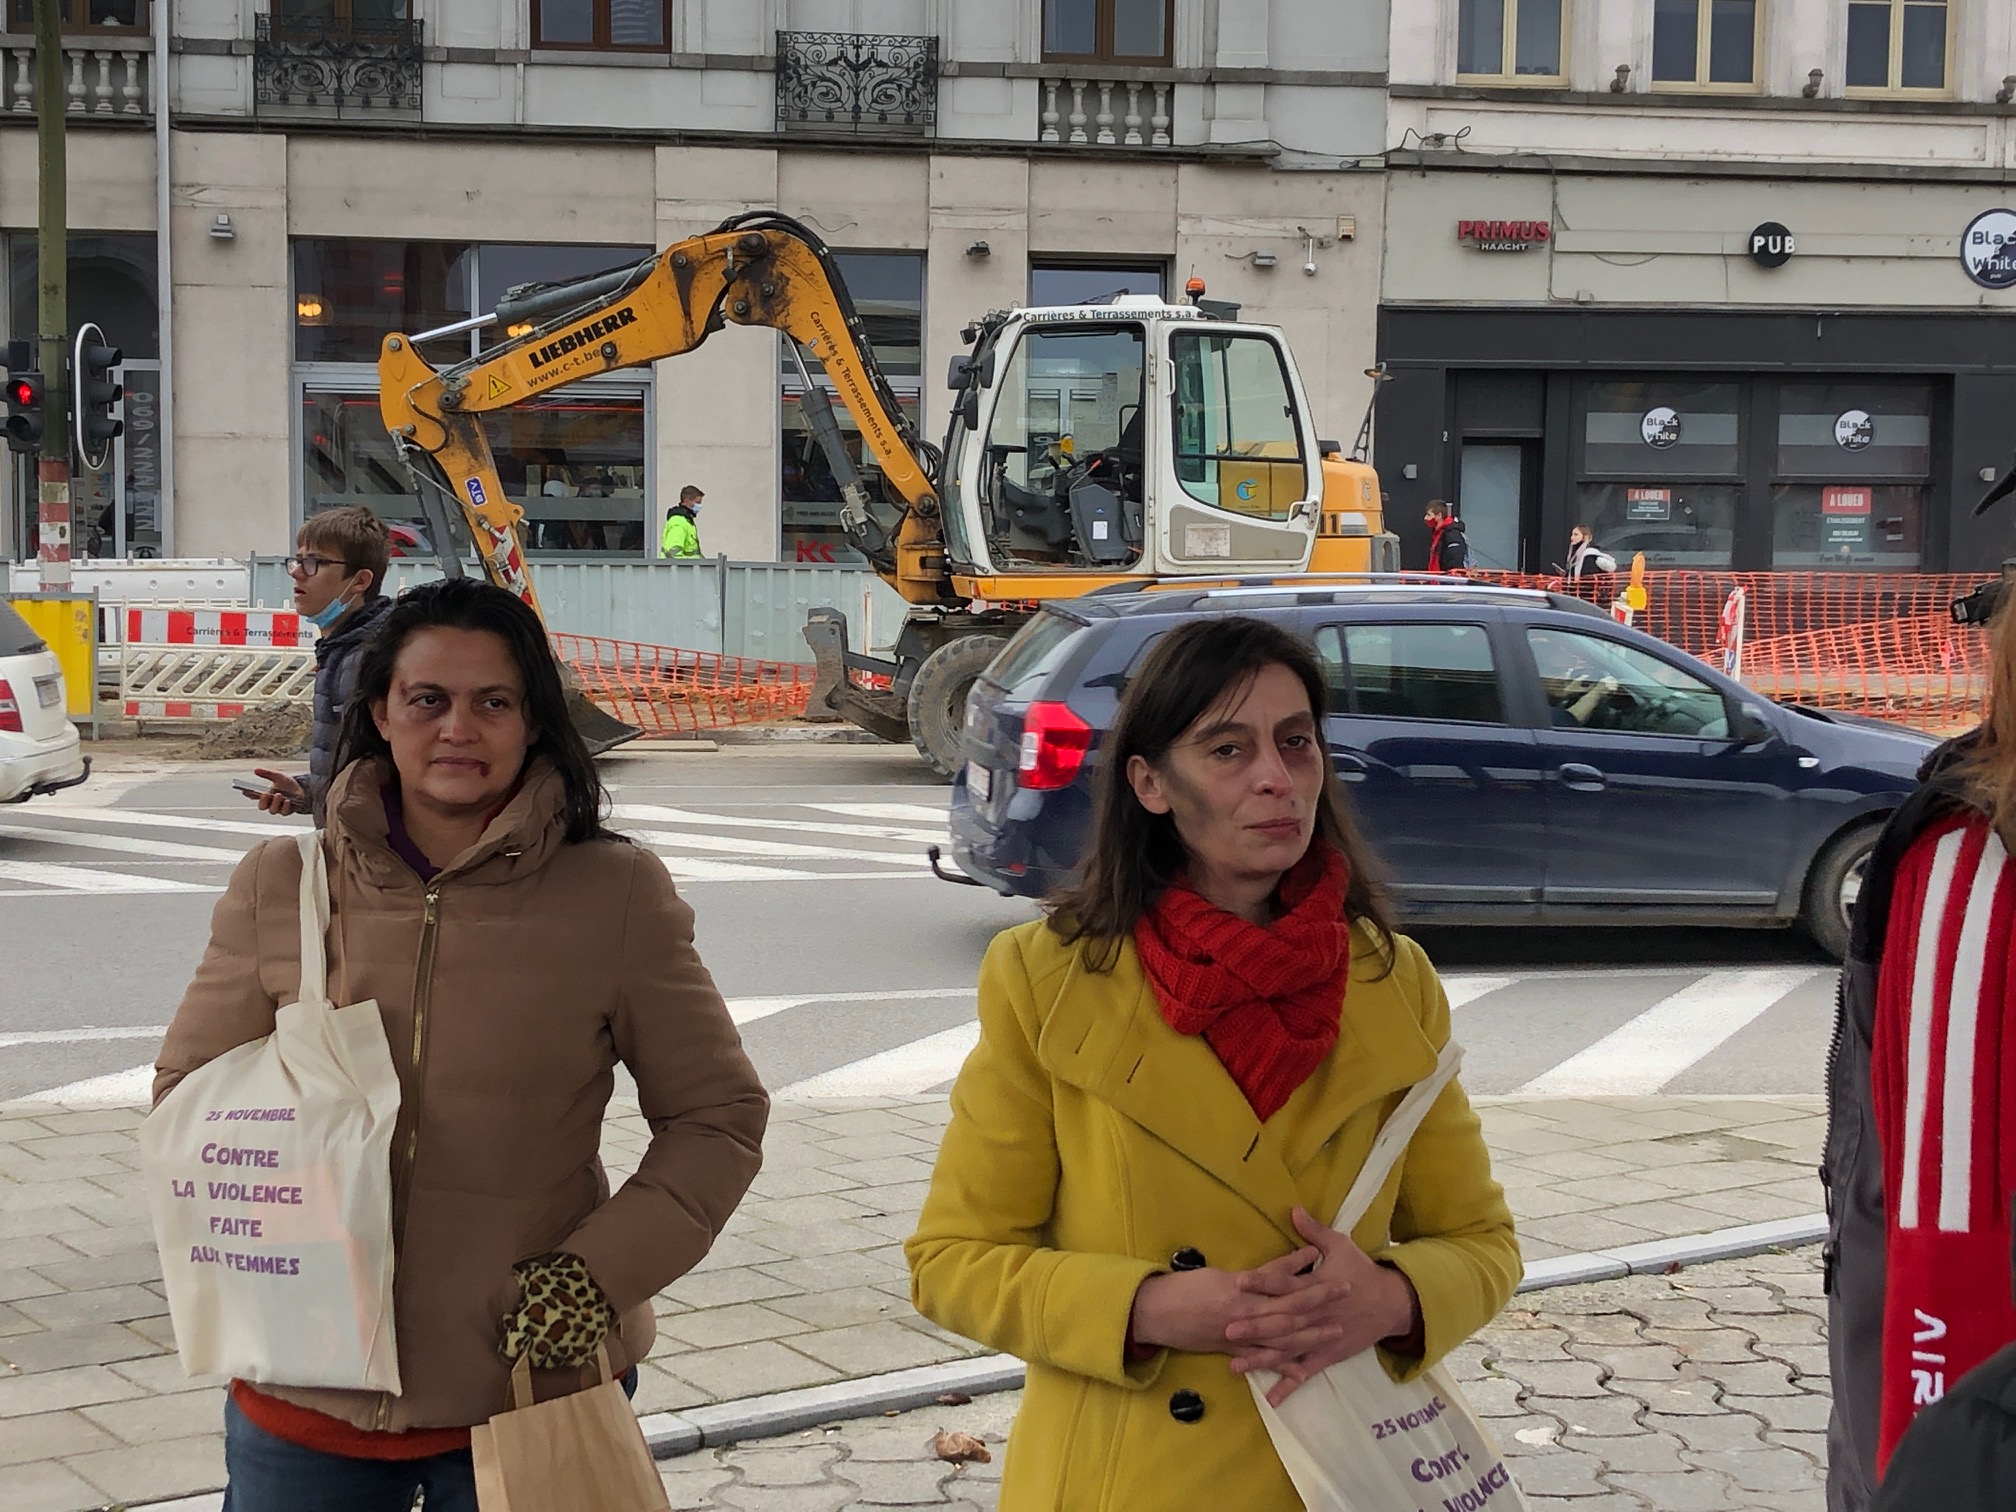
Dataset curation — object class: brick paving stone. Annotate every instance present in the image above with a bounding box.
[768,1287,913,1331]
[1628,1376,1728,1416]
[1644,1409,1768,1452]
[658,1303,816,1351]
[1608,1468,1745,1511]
[1685,1285,1786,1316]
[730,1442,849,1485]
[663,1340,843,1399]
[1760,1343,1829,1381]
[1523,1391,1647,1436]
[0,1405,122,1466]
[1462,1371,1525,1417]
[63,1429,225,1503]
[664,1267,810,1311]
[1702,1360,1797,1396]
[711,1483,859,1512]
[631,1362,713,1414]
[1739,1310,1824,1345]
[106,1354,224,1396]
[11,1282,168,1332]
[789,1321,971,1376]
[1765,1428,1829,1464]
[1724,1390,1831,1433]
[52,1221,157,1260]
[24,1247,162,1292]
[0,1321,159,1373]
[1560,1426,1688,1473]
[1668,1328,1767,1366]
[1682,1445,1827,1492]
[1565,1342,1685,1382]
[78,1388,223,1446]
[1500,1445,1610,1496]
[842,1457,959,1504]
[1493,1357,1611,1398]
[3,1456,112,1512]
[1480,1320,1576,1361]
[661,1459,738,1511]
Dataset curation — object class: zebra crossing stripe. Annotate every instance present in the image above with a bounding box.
[0,860,216,894]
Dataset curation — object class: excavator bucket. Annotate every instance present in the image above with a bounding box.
[563,673,644,755]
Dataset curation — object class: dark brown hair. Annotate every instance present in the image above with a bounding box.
[333,578,619,845]
[299,506,390,599]
[1423,499,1453,519]
[1046,614,1394,970]
[1958,595,2016,853]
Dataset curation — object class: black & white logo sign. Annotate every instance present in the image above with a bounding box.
[1748,222,1795,268]
[1834,410,1874,450]
[1641,407,1682,448]
[1962,209,2016,290]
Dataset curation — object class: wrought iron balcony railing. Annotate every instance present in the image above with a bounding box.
[253,14,421,118]
[775,31,936,136]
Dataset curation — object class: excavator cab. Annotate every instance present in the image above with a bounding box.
[939,299,1324,595]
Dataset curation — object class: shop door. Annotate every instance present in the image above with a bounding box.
[1459,442,1530,572]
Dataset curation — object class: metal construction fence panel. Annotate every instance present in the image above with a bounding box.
[248,557,895,664]
[1468,569,1991,735]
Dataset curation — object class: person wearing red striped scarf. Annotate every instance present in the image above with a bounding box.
[1827,589,2016,1511]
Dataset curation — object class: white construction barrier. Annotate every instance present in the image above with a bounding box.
[118,605,317,723]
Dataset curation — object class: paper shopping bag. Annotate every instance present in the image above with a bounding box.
[472,1347,671,1512]
[1248,1042,1528,1512]
[140,832,403,1392]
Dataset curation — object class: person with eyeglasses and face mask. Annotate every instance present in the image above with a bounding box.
[241,506,393,826]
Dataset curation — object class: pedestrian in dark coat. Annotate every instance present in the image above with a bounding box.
[1874,1339,2016,1510]
[1826,587,2016,1511]
[241,506,393,827]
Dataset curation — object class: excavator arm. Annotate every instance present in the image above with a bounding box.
[377,212,956,616]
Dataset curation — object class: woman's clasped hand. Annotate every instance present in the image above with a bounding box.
[1131,1206,1417,1406]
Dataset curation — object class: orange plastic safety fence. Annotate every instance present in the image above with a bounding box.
[1467,570,1991,735]
[553,633,814,737]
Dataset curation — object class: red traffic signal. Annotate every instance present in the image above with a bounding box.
[3,370,43,454]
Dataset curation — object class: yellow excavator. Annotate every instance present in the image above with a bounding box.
[378,212,1396,774]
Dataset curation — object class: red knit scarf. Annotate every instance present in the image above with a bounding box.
[1133,844,1353,1122]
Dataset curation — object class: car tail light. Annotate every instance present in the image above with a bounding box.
[0,679,20,734]
[1017,701,1092,791]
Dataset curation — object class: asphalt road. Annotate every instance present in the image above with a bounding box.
[0,744,1837,1105]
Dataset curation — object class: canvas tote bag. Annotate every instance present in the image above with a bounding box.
[140,830,403,1392]
[472,1344,672,1512]
[1249,1041,1528,1512]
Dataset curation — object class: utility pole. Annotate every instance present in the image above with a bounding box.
[35,0,68,591]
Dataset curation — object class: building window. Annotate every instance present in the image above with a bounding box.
[1578,379,1741,567]
[1770,382,1931,569]
[1845,0,1947,93]
[7,0,148,29]
[1651,0,1758,88]
[1028,264,1165,305]
[780,253,923,563]
[1456,0,1565,83]
[532,0,669,51]
[1041,0,1172,65]
[294,239,659,556]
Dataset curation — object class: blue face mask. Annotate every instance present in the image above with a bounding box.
[305,595,351,630]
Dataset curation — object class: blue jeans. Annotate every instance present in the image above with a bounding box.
[221,1371,639,1512]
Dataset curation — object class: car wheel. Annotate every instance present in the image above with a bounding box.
[1801,823,1879,962]
[906,635,1007,781]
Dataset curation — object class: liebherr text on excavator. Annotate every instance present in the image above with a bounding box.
[378,212,1396,776]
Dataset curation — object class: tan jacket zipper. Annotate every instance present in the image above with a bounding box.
[376,882,442,1432]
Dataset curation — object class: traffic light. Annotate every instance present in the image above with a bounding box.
[73,324,121,471]
[3,368,43,455]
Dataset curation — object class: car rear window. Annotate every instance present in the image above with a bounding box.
[1317,622,1503,724]
[986,610,1086,697]
[0,600,46,657]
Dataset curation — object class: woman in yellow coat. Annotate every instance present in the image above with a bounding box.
[907,615,1520,1511]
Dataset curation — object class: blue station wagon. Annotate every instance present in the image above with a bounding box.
[945,581,1939,959]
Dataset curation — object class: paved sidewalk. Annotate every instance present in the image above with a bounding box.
[0,1093,1824,1512]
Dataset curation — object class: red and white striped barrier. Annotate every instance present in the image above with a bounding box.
[123,607,311,649]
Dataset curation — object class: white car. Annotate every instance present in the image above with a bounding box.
[0,599,88,803]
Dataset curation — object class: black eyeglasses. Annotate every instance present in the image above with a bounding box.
[283,553,350,576]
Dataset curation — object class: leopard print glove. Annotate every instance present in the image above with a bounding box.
[500,1252,617,1369]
